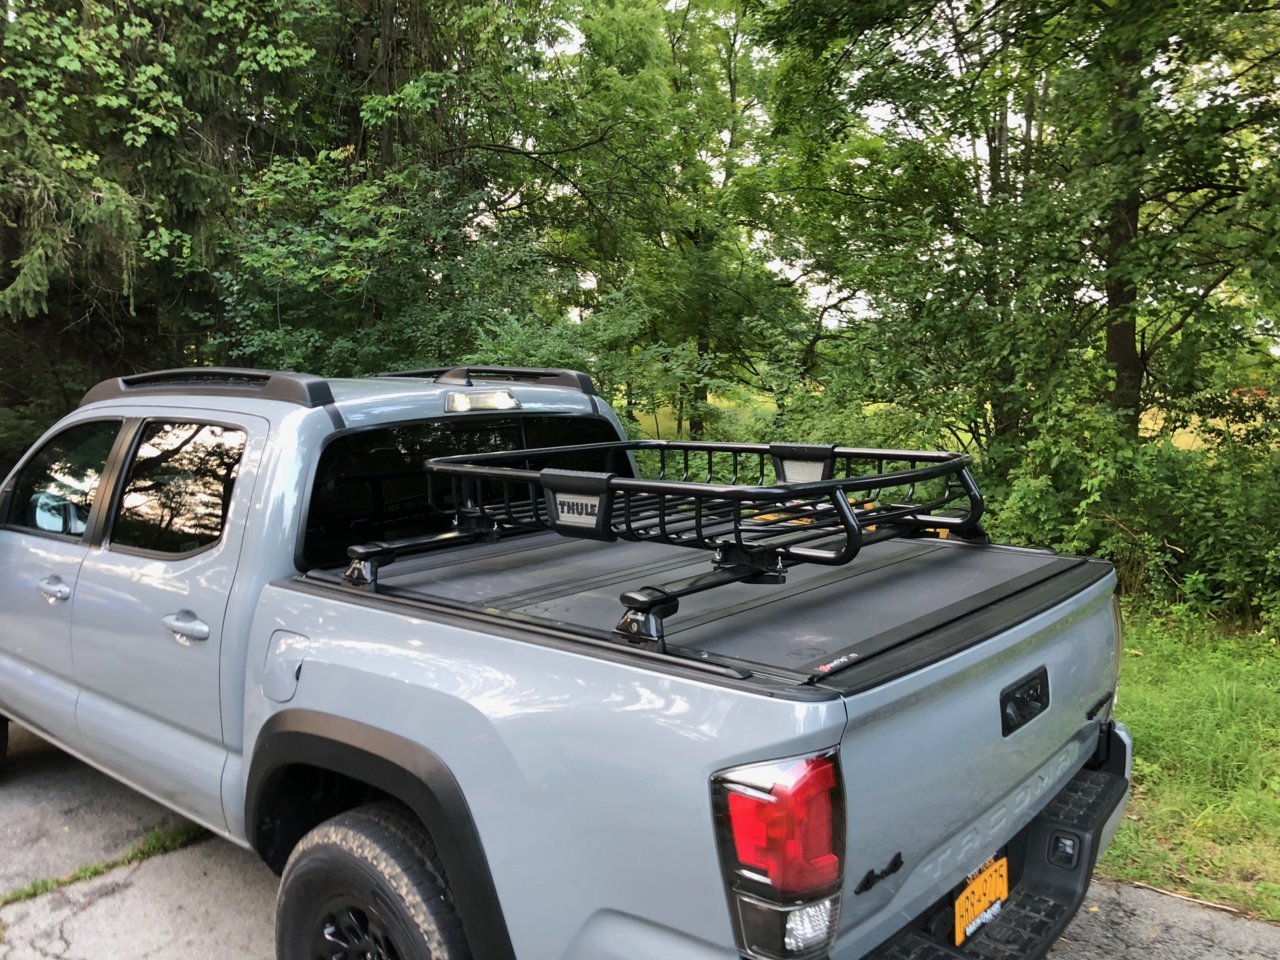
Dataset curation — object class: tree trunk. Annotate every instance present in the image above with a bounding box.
[1103,39,1145,436]
[379,0,396,170]
[351,0,375,157]
[689,334,710,439]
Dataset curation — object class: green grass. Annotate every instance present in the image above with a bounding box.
[0,821,207,909]
[1099,604,1280,919]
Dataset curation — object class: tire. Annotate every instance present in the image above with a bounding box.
[276,801,470,960]
[0,715,7,778]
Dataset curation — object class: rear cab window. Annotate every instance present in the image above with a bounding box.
[110,421,248,557]
[303,415,625,568]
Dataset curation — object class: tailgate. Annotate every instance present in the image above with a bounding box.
[827,567,1118,947]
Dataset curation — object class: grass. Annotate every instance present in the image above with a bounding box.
[1098,603,1280,919]
[0,821,207,909]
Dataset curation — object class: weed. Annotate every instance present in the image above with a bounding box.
[0,821,206,909]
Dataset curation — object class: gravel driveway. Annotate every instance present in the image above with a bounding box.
[2,725,1277,960]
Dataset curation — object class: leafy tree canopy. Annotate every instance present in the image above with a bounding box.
[1,0,1277,617]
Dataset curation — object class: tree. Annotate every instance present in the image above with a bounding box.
[759,0,1279,450]
[475,0,817,437]
[758,0,1280,610]
[0,0,320,463]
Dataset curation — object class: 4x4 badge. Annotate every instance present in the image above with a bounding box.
[854,851,905,895]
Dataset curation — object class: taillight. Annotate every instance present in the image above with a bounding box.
[713,751,845,960]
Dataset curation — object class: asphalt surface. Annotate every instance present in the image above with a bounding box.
[2,724,1278,960]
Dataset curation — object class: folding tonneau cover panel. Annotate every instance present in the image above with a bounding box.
[368,533,1102,686]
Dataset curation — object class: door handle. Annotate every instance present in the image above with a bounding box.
[37,576,72,603]
[161,611,211,644]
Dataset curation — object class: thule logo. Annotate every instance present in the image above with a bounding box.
[854,851,904,895]
[557,498,598,517]
[554,493,601,527]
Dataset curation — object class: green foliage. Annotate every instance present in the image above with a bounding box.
[0,0,323,463]
[761,0,1277,451]
[219,153,562,374]
[1,0,1278,628]
[757,0,1280,618]
[979,343,1280,620]
[995,420,1280,620]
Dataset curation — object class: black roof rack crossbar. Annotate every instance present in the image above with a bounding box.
[80,367,336,408]
[376,366,597,396]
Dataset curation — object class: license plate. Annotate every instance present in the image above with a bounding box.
[954,855,1009,945]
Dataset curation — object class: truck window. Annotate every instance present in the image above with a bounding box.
[110,422,248,556]
[303,415,624,568]
[4,420,122,538]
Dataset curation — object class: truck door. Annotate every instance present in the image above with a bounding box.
[0,419,124,744]
[72,415,264,830]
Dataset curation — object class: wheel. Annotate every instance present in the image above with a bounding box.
[0,715,7,778]
[276,801,470,960]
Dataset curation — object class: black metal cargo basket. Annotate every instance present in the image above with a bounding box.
[424,440,985,571]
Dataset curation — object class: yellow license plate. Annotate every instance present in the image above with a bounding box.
[954,856,1009,945]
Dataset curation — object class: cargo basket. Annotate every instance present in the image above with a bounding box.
[424,440,985,571]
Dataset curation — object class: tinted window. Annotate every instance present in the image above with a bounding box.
[303,415,624,567]
[7,420,121,537]
[112,422,247,555]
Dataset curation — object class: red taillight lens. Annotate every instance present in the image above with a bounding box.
[727,756,841,896]
[713,751,846,959]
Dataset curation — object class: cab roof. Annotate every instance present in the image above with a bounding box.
[78,366,601,426]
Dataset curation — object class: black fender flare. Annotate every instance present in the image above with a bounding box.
[245,710,516,960]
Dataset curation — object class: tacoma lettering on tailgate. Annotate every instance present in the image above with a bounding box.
[920,742,1079,880]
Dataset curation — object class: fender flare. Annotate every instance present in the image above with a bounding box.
[245,710,516,960]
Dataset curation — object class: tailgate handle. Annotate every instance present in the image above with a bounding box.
[1001,666,1049,737]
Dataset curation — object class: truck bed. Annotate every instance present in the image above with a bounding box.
[308,532,1110,688]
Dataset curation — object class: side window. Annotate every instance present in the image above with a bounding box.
[111,422,247,556]
[6,420,122,537]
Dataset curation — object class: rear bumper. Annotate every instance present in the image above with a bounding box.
[863,720,1131,960]
[1096,721,1133,855]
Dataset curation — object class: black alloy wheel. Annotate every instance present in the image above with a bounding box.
[314,901,401,960]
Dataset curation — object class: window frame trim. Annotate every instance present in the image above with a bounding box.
[0,417,130,546]
[101,416,250,562]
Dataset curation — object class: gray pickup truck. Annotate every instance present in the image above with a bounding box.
[0,366,1131,960]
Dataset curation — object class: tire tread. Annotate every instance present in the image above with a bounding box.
[278,801,470,960]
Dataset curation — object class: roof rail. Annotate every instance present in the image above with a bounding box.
[376,366,598,396]
[80,368,336,409]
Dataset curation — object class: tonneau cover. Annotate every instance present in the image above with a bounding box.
[364,533,1103,684]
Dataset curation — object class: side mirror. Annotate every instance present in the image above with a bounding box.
[29,493,87,536]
